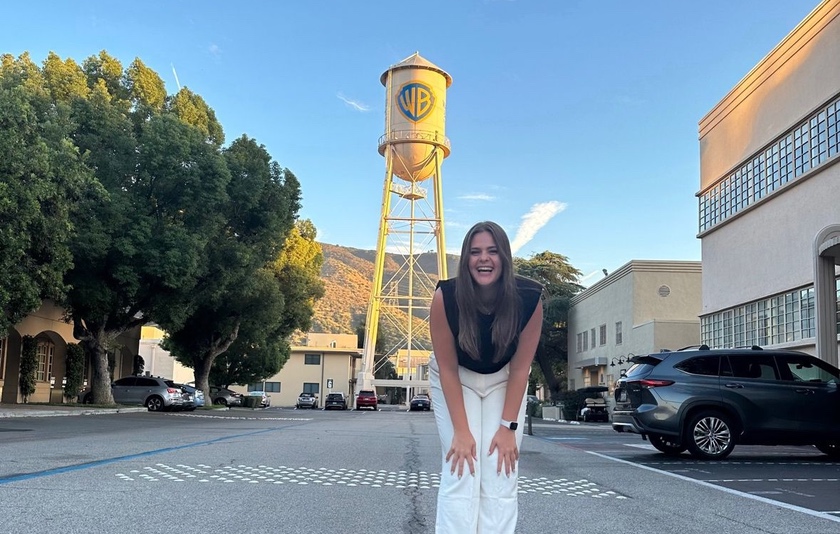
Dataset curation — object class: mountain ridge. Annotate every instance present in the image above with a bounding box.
[310,243,460,336]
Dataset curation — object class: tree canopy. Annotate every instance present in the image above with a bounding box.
[0,52,101,336]
[2,50,316,405]
[515,251,584,402]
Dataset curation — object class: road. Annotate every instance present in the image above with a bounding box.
[1,407,839,534]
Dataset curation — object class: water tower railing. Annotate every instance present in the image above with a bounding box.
[378,130,451,154]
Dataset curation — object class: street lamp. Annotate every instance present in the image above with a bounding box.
[609,357,625,367]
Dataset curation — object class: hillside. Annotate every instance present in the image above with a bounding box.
[310,243,459,337]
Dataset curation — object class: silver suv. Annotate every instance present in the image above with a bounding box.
[296,392,318,409]
[613,346,840,460]
[81,376,187,411]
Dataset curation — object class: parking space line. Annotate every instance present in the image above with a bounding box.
[586,450,840,524]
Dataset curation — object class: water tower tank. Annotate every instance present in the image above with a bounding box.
[379,52,451,182]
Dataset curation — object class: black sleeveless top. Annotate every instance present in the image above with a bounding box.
[436,275,543,374]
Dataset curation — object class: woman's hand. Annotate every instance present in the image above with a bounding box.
[489,427,519,476]
[446,429,477,478]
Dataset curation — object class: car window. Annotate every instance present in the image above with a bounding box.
[136,377,160,387]
[113,377,137,386]
[727,354,780,380]
[777,354,840,383]
[674,356,719,376]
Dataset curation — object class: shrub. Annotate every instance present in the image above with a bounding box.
[64,343,86,401]
[19,336,37,403]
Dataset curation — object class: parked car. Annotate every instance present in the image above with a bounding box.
[247,391,271,408]
[173,382,204,411]
[612,345,840,460]
[296,392,318,409]
[355,390,378,410]
[209,386,243,407]
[409,393,431,411]
[324,392,348,410]
[80,376,187,412]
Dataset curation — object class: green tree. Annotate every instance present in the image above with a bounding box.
[64,343,86,401]
[0,53,100,336]
[64,65,230,404]
[159,138,310,402]
[168,87,224,147]
[515,251,584,403]
[207,218,325,390]
[19,335,37,402]
[82,50,127,105]
[42,51,89,101]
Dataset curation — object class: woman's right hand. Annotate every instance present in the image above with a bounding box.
[446,429,477,478]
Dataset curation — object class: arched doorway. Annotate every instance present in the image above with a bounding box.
[814,225,840,367]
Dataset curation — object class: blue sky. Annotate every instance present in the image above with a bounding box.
[3,1,821,284]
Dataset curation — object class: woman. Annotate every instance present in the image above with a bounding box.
[429,221,544,533]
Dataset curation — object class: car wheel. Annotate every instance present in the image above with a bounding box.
[214,398,227,406]
[648,434,687,456]
[815,442,840,458]
[685,410,736,460]
[145,396,164,412]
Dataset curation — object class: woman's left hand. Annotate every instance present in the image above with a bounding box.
[488,427,519,476]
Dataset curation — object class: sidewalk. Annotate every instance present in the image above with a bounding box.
[0,403,148,418]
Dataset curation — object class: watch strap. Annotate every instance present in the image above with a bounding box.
[500,419,518,430]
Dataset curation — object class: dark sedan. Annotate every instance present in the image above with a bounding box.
[409,393,431,411]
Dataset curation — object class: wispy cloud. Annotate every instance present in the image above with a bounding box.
[337,92,370,112]
[458,193,495,201]
[510,200,567,255]
[209,43,221,56]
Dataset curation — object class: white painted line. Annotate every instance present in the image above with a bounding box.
[586,451,840,524]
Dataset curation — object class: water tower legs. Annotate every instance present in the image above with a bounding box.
[357,148,447,395]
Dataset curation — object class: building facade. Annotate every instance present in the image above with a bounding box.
[698,0,840,364]
[0,301,141,404]
[139,329,363,409]
[567,261,702,393]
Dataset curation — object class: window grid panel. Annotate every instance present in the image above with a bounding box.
[699,94,840,233]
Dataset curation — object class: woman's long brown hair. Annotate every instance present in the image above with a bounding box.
[454,221,521,362]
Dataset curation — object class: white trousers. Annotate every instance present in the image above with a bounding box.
[429,355,526,534]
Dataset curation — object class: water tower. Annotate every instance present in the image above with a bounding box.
[357,53,451,394]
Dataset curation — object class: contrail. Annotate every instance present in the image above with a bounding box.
[171,64,181,91]
[510,200,567,255]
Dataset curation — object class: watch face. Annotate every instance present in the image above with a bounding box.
[509,422,518,430]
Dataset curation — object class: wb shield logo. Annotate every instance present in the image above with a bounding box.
[397,82,435,122]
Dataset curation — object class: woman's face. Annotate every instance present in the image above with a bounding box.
[468,231,502,287]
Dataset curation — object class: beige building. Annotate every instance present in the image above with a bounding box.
[139,330,363,408]
[0,301,141,404]
[698,0,840,364]
[567,261,702,393]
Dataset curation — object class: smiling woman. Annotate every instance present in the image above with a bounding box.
[429,220,544,534]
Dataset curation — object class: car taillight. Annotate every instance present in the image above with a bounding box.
[166,388,180,394]
[637,379,674,388]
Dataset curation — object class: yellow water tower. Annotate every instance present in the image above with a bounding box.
[358,53,451,393]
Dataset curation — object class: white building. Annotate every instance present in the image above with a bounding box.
[567,260,702,393]
[698,0,840,365]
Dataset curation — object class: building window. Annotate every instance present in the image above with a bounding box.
[263,382,281,393]
[699,93,840,233]
[304,353,321,365]
[0,337,5,380]
[582,331,588,352]
[615,322,622,345]
[36,339,54,382]
[576,333,583,353]
[701,283,822,348]
[590,328,596,349]
[303,382,319,394]
[836,278,840,335]
[599,324,607,346]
